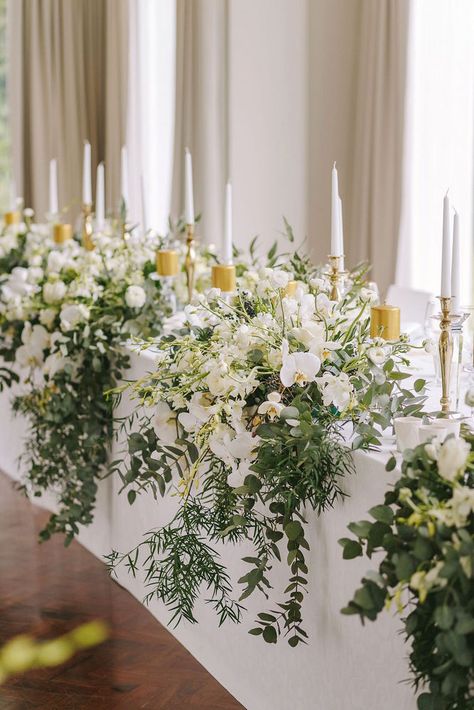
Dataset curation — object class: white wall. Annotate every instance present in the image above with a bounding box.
[228,0,309,256]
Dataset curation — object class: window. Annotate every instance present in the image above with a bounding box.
[397,0,474,304]
[127,0,176,234]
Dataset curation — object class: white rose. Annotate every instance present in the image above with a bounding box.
[60,304,90,332]
[438,437,470,482]
[47,250,67,274]
[269,269,290,289]
[43,280,67,304]
[125,285,147,309]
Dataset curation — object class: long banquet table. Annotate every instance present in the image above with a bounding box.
[1,347,449,710]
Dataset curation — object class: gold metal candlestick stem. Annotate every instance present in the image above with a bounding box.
[327,255,346,301]
[82,203,94,251]
[438,296,453,414]
[184,223,196,303]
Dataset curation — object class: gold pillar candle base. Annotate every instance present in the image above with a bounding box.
[370,304,401,341]
[4,211,21,226]
[212,264,236,293]
[327,255,347,301]
[184,223,197,302]
[283,280,298,297]
[53,223,72,244]
[82,204,95,251]
[156,249,179,277]
[438,296,453,415]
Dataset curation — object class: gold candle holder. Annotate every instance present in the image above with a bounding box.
[156,249,179,277]
[370,304,401,341]
[53,223,72,244]
[4,211,21,226]
[438,296,453,414]
[184,223,197,302]
[82,203,94,251]
[212,264,236,293]
[283,280,298,297]
[327,255,347,301]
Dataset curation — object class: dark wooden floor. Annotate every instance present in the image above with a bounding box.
[0,472,244,710]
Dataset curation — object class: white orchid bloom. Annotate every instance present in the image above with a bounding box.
[290,322,325,349]
[152,401,177,445]
[258,392,284,420]
[178,392,217,432]
[367,346,387,366]
[280,340,321,388]
[227,431,259,461]
[227,459,253,488]
[317,371,353,411]
[437,437,470,482]
[60,304,90,332]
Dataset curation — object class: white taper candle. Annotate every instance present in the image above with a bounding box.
[95,162,105,229]
[331,162,341,255]
[121,146,129,206]
[140,174,148,234]
[49,159,58,215]
[451,211,461,312]
[223,182,233,264]
[82,141,92,205]
[441,192,451,298]
[184,148,195,225]
[338,196,344,270]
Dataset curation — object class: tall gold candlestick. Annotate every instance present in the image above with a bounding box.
[327,255,346,301]
[438,296,453,414]
[82,203,94,251]
[184,223,196,303]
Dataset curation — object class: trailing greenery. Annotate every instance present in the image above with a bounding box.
[340,431,474,709]
[108,254,426,646]
[0,224,170,543]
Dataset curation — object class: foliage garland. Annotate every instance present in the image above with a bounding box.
[108,253,427,646]
[0,220,172,542]
[340,432,474,709]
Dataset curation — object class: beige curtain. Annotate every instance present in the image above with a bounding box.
[8,0,128,220]
[171,0,228,242]
[348,0,410,294]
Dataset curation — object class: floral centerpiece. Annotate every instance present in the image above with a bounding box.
[340,433,474,709]
[0,224,170,543]
[109,254,426,646]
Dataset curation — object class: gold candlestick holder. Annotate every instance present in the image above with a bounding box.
[327,255,347,301]
[438,296,453,414]
[82,203,94,251]
[184,223,196,303]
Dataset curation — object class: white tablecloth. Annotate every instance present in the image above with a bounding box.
[0,349,434,710]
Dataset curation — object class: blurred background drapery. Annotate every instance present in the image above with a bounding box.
[348,0,410,294]
[4,0,473,300]
[170,0,228,242]
[8,0,128,219]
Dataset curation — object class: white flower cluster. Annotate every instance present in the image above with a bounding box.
[0,225,160,383]
[142,267,401,491]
